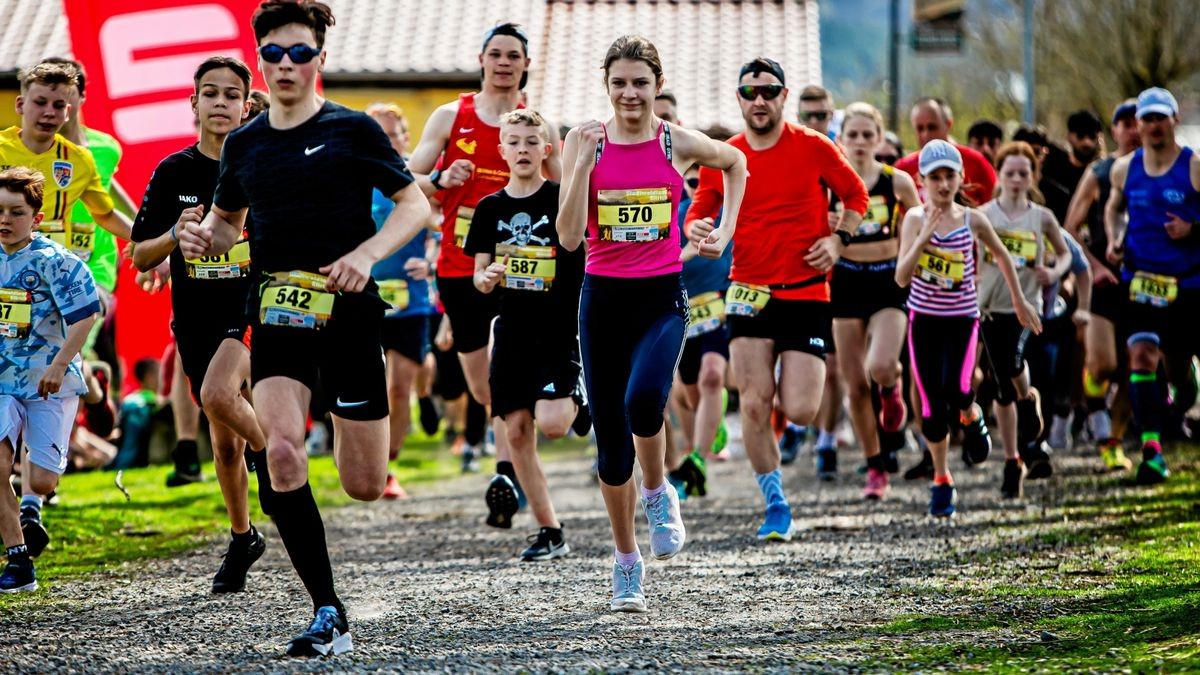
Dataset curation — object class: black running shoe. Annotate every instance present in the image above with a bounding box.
[418,396,440,436]
[287,605,352,657]
[671,451,708,497]
[816,447,838,481]
[961,413,992,466]
[1016,389,1045,448]
[779,426,804,465]
[20,507,49,558]
[0,558,36,593]
[165,470,203,488]
[212,528,266,593]
[571,403,592,437]
[520,526,570,561]
[1000,459,1024,499]
[1019,442,1053,480]
[485,475,519,529]
[903,450,935,481]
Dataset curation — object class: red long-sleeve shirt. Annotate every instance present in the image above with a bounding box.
[686,123,869,301]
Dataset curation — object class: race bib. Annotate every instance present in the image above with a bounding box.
[0,288,32,339]
[259,271,336,330]
[855,195,891,237]
[378,279,410,311]
[686,291,725,338]
[69,221,95,261]
[499,244,556,292]
[454,206,474,249]
[985,229,1038,268]
[39,220,68,249]
[917,246,965,290]
[725,282,771,318]
[596,187,672,242]
[185,241,251,280]
[1129,271,1178,308]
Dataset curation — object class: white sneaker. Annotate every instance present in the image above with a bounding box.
[642,485,686,560]
[1087,410,1112,442]
[610,559,647,612]
[1048,414,1072,451]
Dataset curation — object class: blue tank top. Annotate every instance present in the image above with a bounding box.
[1123,147,1200,288]
[371,189,434,317]
[678,196,731,294]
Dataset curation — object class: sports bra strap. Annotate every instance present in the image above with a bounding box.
[594,121,672,164]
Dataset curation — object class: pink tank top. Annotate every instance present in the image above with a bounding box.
[586,122,684,277]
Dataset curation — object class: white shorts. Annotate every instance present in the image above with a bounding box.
[0,395,77,474]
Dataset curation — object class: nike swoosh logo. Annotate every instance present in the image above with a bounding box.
[304,145,325,156]
[335,397,368,408]
[458,127,474,134]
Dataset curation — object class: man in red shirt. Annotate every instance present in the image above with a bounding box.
[408,23,562,525]
[895,97,997,205]
[686,57,868,541]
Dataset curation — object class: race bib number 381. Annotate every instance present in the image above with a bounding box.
[259,271,335,330]
[596,187,672,242]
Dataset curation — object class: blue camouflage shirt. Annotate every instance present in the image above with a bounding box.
[0,234,101,399]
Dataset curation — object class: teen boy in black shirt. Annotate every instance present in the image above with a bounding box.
[178,1,429,657]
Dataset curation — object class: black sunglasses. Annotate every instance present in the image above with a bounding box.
[259,43,321,64]
[686,177,700,189]
[737,84,784,101]
[875,154,898,165]
[802,110,832,122]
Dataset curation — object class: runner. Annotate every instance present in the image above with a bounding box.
[0,167,101,592]
[130,56,272,592]
[977,141,1073,498]
[1103,87,1200,485]
[0,60,133,556]
[895,98,997,206]
[686,57,866,539]
[966,119,1003,166]
[1063,99,1140,471]
[177,0,430,655]
[408,23,563,524]
[831,102,920,500]
[465,108,585,557]
[559,35,745,612]
[666,162,732,500]
[895,140,1041,517]
[365,102,436,500]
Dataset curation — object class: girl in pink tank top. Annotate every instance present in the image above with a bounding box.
[556,35,747,614]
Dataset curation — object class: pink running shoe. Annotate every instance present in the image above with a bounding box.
[862,467,889,500]
[382,473,408,500]
[878,385,907,433]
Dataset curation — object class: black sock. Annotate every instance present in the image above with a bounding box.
[1129,370,1162,440]
[251,448,277,516]
[866,453,887,472]
[464,396,487,446]
[496,460,516,482]
[418,396,440,436]
[231,526,256,542]
[6,544,29,566]
[270,483,342,614]
[172,440,200,473]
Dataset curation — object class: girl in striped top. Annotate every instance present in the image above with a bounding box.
[895,140,1041,517]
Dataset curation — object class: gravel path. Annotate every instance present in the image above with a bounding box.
[0,427,1117,673]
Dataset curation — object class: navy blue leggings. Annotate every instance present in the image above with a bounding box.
[580,273,687,486]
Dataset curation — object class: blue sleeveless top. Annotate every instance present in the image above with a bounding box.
[1123,147,1200,288]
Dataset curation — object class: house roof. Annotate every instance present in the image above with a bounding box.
[1,0,821,130]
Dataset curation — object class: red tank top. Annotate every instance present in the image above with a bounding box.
[436,93,517,277]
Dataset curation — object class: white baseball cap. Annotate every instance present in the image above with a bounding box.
[918,139,963,176]
[1136,87,1178,119]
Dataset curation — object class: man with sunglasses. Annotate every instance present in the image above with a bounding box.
[178,0,429,657]
[685,58,868,541]
[895,97,996,206]
[408,23,563,530]
[1103,86,1200,486]
[798,85,836,139]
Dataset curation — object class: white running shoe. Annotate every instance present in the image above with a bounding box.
[642,486,686,560]
[610,559,647,613]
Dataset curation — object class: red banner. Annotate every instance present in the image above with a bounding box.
[64,0,266,391]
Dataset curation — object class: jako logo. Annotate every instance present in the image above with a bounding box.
[179,195,199,204]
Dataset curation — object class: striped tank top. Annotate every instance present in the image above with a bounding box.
[907,209,979,317]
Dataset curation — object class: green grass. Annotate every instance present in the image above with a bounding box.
[867,442,1200,672]
[1,433,584,611]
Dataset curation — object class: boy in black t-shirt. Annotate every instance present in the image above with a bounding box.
[131,57,272,595]
[178,1,430,657]
[465,109,586,560]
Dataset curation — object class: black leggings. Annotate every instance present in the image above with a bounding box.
[979,312,1032,406]
[580,273,687,486]
[908,312,979,443]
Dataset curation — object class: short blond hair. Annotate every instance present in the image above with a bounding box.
[843,101,885,135]
[18,61,79,95]
[499,108,549,141]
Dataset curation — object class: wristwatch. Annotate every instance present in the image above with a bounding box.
[429,169,444,189]
[834,229,852,247]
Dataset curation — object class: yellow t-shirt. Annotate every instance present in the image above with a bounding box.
[0,127,114,261]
